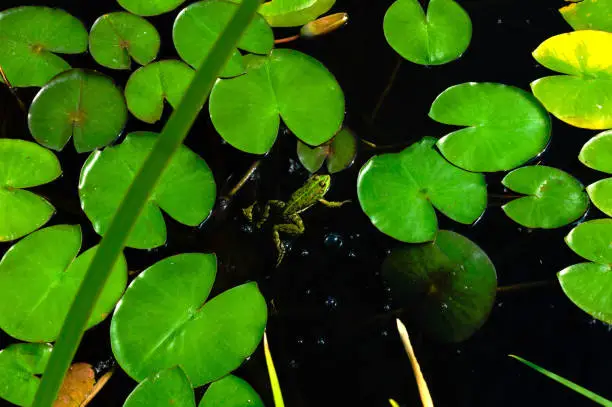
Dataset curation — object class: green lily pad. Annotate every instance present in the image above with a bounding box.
[297,127,357,174]
[560,0,612,32]
[429,82,551,172]
[0,6,87,88]
[118,0,186,16]
[209,49,345,154]
[259,0,335,27]
[0,224,127,342]
[383,0,471,65]
[173,0,273,78]
[89,12,160,70]
[28,68,127,152]
[0,343,53,407]
[125,60,195,124]
[200,375,264,407]
[382,230,497,342]
[501,166,589,228]
[123,367,195,407]
[0,139,61,242]
[579,130,612,174]
[79,132,216,249]
[587,178,612,217]
[531,30,612,130]
[357,137,487,243]
[565,219,612,264]
[110,253,267,387]
[559,262,612,323]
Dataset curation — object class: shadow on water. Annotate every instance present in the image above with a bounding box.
[0,0,610,406]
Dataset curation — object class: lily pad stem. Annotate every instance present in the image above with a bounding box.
[371,56,403,122]
[274,34,300,44]
[0,65,26,111]
[497,280,554,293]
[225,159,262,199]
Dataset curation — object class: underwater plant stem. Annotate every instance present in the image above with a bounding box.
[509,355,612,406]
[225,159,261,199]
[0,65,26,111]
[497,280,554,293]
[264,332,286,407]
[31,2,262,407]
[396,318,434,407]
[371,56,402,122]
[274,34,300,44]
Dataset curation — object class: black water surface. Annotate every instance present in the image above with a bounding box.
[1,0,610,406]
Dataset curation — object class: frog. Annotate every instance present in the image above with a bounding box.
[242,174,350,266]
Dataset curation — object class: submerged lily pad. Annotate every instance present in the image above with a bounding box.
[579,130,612,174]
[382,230,497,342]
[200,375,264,407]
[111,253,267,387]
[429,82,551,172]
[0,343,52,407]
[0,225,127,342]
[502,166,589,228]
[587,178,612,217]
[357,137,487,243]
[0,6,87,87]
[297,127,357,174]
[173,0,273,78]
[89,12,160,70]
[79,132,216,249]
[559,0,612,32]
[125,60,194,123]
[210,49,345,154]
[118,0,186,16]
[0,139,61,242]
[123,367,195,407]
[28,68,127,152]
[565,219,612,264]
[559,262,612,323]
[383,0,471,65]
[531,30,612,130]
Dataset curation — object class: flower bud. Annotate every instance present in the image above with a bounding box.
[300,13,348,38]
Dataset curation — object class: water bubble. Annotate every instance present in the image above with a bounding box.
[456,349,462,355]
[381,330,388,337]
[383,304,391,312]
[325,296,338,309]
[296,336,304,345]
[324,233,344,249]
[240,224,254,234]
[348,250,357,258]
[349,233,360,240]
[497,301,503,308]
[300,248,310,257]
[289,359,299,368]
[384,287,392,293]
[316,337,327,346]
[305,288,312,295]
[441,302,449,311]
[497,18,503,24]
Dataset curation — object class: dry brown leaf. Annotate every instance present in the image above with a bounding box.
[53,363,95,407]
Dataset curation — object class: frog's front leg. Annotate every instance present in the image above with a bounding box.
[318,198,351,208]
[272,213,305,267]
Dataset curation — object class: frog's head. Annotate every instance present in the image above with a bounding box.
[311,174,331,194]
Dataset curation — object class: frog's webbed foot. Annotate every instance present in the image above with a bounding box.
[318,198,352,208]
[273,214,305,267]
[242,202,257,223]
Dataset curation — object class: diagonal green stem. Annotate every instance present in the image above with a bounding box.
[31,1,261,406]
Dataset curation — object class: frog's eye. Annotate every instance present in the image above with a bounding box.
[319,180,327,187]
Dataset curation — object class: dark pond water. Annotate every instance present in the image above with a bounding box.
[1,0,611,406]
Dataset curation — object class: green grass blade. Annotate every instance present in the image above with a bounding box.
[264,332,285,407]
[31,1,262,406]
[509,355,612,406]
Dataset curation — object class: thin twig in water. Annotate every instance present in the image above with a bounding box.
[0,65,26,111]
[223,159,261,200]
[497,280,554,293]
[396,318,434,407]
[371,56,403,123]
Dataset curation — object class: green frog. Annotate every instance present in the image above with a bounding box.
[242,174,350,266]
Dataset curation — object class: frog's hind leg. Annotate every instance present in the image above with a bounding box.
[242,202,258,223]
[256,200,285,228]
[319,198,351,208]
[273,214,304,267]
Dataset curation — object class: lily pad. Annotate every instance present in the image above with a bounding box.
[0,139,61,242]
[0,6,87,87]
[118,0,186,16]
[259,0,335,27]
[28,68,127,152]
[579,130,612,174]
[123,367,195,407]
[559,262,612,323]
[381,230,497,342]
[200,375,264,407]
[0,224,127,342]
[531,30,612,130]
[501,166,589,228]
[89,12,160,70]
[79,132,216,249]
[587,178,612,217]
[173,0,273,78]
[0,343,52,407]
[383,0,471,65]
[429,82,551,172]
[357,137,487,243]
[125,60,195,124]
[565,218,612,264]
[209,49,345,154]
[297,127,357,174]
[110,253,267,387]
[559,0,612,32]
